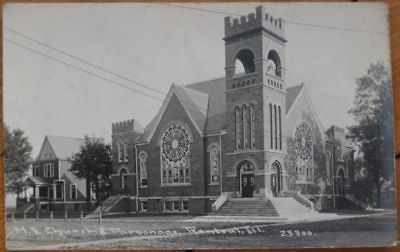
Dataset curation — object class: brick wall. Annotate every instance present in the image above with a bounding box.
[136,93,206,198]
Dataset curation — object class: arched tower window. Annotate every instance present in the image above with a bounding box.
[208,144,220,184]
[234,49,255,75]
[160,125,191,185]
[139,151,148,187]
[266,50,282,77]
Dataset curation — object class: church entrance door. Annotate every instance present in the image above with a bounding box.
[237,160,255,198]
[241,173,254,198]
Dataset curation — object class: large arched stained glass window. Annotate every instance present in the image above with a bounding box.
[161,125,191,185]
[294,123,314,181]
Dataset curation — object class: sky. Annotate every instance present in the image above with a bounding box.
[4,2,391,158]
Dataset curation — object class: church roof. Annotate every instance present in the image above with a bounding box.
[185,77,227,133]
[286,84,304,113]
[136,77,304,142]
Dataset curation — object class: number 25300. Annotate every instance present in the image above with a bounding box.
[280,230,314,237]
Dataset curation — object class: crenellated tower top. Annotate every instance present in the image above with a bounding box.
[112,119,144,135]
[224,5,285,41]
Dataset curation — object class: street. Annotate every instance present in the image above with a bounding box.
[6,211,396,249]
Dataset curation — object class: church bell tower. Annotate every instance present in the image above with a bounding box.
[223,5,287,180]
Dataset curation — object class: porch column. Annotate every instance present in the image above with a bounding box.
[53,183,56,201]
[35,186,39,199]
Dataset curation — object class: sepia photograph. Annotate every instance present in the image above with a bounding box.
[3,2,396,249]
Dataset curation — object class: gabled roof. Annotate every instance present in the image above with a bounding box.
[286,84,304,113]
[186,77,227,133]
[136,77,308,143]
[36,135,84,161]
[137,84,209,143]
[286,83,328,141]
[25,176,50,185]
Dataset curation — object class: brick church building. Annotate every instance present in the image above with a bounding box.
[109,6,355,215]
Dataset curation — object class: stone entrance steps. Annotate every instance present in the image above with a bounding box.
[86,195,125,218]
[15,201,35,213]
[213,198,279,217]
[270,197,314,218]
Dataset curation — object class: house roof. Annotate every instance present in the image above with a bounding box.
[43,135,84,160]
[136,77,305,143]
[25,176,50,185]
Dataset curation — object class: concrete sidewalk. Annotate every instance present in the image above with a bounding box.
[187,210,394,223]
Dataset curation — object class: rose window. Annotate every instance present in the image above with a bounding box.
[161,125,191,184]
[162,125,190,162]
[295,123,312,160]
[294,123,314,181]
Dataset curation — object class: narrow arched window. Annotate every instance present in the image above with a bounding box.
[118,142,124,162]
[278,106,282,150]
[326,152,331,184]
[242,105,247,149]
[250,103,255,148]
[209,144,220,184]
[124,142,128,161]
[235,106,241,150]
[139,151,148,186]
[269,103,273,149]
[274,105,277,149]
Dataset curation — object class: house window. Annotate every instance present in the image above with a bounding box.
[139,151,148,187]
[39,186,48,198]
[33,165,39,176]
[209,143,220,184]
[70,184,77,200]
[44,165,48,178]
[140,200,148,212]
[55,183,63,199]
[44,163,54,177]
[161,125,191,185]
